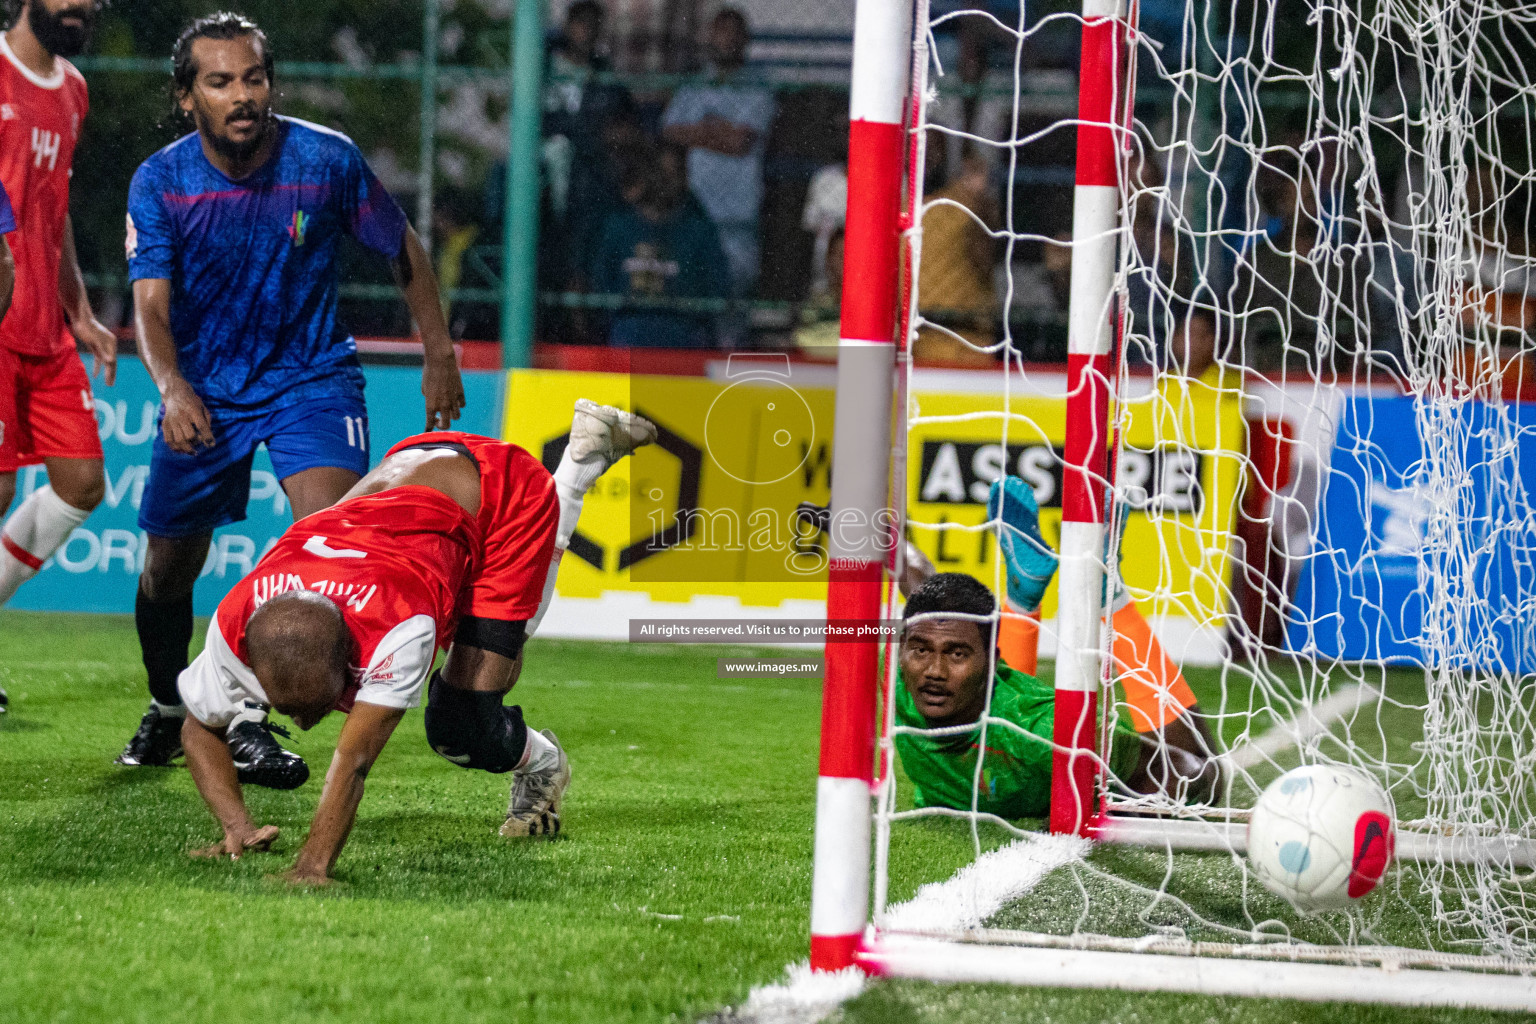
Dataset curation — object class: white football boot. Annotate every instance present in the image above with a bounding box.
[501,729,571,838]
[565,399,658,485]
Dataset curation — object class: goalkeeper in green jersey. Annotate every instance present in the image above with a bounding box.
[894,479,1220,819]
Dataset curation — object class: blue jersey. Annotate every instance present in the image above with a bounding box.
[126,116,408,412]
[0,180,14,234]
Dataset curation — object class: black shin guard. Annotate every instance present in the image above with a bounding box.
[136,588,194,706]
[423,671,528,773]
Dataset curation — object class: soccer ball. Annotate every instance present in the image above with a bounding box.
[1246,765,1395,911]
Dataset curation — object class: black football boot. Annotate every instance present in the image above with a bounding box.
[116,704,185,766]
[227,719,310,790]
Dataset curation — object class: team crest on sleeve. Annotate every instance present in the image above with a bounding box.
[124,213,137,260]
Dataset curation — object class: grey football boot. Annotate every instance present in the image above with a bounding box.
[500,729,571,838]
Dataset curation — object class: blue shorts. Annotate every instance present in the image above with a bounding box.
[138,395,371,538]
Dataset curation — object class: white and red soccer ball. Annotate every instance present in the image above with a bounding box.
[1247,765,1395,911]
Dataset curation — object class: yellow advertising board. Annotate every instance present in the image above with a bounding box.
[503,368,1244,625]
[502,368,835,607]
[905,376,1246,624]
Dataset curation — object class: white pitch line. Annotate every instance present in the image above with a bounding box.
[884,832,1092,933]
[709,963,867,1024]
[1226,682,1378,771]
[708,834,1089,1023]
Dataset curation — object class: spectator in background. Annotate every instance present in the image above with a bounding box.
[801,161,847,302]
[661,8,775,298]
[590,142,729,348]
[1232,158,1370,372]
[433,188,497,342]
[1123,152,1198,368]
[542,0,632,290]
[1013,230,1072,313]
[1166,301,1219,378]
[796,228,842,357]
[915,151,1000,367]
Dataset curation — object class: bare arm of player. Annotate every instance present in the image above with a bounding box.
[59,215,117,387]
[133,277,215,454]
[392,226,465,432]
[0,235,13,322]
[182,715,280,859]
[284,701,406,886]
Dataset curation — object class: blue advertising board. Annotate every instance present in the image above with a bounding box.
[8,356,504,616]
[1288,394,1536,671]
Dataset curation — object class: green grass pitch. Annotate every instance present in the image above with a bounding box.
[0,611,1525,1023]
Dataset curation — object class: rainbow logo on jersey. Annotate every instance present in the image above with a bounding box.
[287,210,309,246]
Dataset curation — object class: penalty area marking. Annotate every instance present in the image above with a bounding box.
[708,834,1089,1023]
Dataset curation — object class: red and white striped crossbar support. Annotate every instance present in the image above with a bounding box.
[1052,0,1127,837]
[809,0,912,974]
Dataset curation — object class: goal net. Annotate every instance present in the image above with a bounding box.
[814,0,1536,1009]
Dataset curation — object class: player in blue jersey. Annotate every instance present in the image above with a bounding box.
[116,14,466,783]
[0,178,15,713]
[0,179,15,324]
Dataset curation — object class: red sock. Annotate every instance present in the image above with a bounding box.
[1111,601,1198,732]
[999,606,1040,676]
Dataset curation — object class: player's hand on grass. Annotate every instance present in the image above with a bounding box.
[190,824,280,860]
[73,315,118,387]
[422,352,465,431]
[161,378,215,453]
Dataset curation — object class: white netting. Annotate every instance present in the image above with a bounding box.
[876,0,1536,972]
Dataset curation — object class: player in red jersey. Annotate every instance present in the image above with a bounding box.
[0,0,119,636]
[179,402,656,884]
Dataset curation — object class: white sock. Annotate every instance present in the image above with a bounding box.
[518,727,560,772]
[0,485,92,607]
[553,481,586,550]
[151,699,188,720]
[553,443,606,503]
[536,454,593,636]
[229,701,266,729]
[528,550,563,636]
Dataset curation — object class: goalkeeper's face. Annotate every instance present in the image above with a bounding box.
[899,618,991,726]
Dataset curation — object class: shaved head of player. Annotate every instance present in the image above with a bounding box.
[172,12,275,169]
[15,0,97,59]
[245,591,351,731]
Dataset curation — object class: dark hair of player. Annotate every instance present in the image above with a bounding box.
[172,11,273,97]
[902,572,995,645]
[245,590,351,714]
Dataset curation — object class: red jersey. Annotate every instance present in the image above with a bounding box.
[385,432,560,622]
[179,486,481,727]
[0,34,88,356]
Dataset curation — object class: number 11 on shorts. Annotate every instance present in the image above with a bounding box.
[344,414,368,451]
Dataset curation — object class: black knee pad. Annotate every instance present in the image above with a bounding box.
[423,671,528,774]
